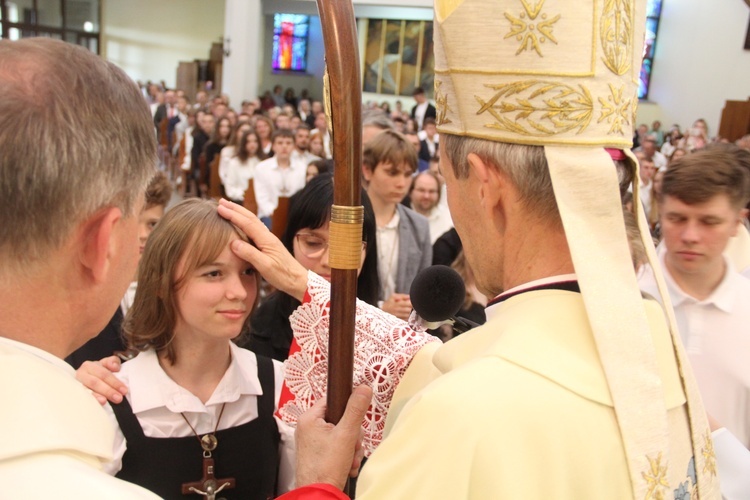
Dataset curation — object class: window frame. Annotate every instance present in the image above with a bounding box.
[0,0,100,54]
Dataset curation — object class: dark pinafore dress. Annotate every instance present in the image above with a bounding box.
[111,355,280,500]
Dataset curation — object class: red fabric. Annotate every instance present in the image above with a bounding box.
[276,289,312,418]
[605,147,627,161]
[276,483,348,500]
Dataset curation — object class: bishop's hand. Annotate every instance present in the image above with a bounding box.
[217,199,308,301]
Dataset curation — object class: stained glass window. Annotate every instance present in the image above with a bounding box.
[272,13,309,72]
[639,0,662,100]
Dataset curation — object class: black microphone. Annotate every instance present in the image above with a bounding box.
[409,265,480,334]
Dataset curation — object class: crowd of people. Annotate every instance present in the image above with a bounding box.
[3,0,750,496]
[71,77,750,497]
[141,82,456,325]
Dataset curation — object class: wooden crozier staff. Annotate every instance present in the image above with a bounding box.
[315,0,363,426]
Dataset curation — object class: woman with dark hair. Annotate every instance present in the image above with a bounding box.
[219,121,253,187]
[305,158,332,183]
[254,116,275,157]
[224,130,265,204]
[202,116,232,194]
[243,173,379,361]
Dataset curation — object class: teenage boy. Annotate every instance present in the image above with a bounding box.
[639,148,750,447]
[363,130,431,320]
[254,129,306,227]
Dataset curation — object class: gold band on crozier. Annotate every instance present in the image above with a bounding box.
[329,205,364,270]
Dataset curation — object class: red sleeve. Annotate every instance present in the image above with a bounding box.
[276,483,348,500]
[276,337,301,415]
[275,291,311,416]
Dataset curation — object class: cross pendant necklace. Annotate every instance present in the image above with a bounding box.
[180,403,235,499]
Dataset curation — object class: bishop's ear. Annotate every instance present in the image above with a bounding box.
[466,153,508,210]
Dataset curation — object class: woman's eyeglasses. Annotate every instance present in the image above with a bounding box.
[295,233,366,258]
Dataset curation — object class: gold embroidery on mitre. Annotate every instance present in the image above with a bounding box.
[642,452,669,500]
[435,80,453,126]
[475,81,593,136]
[598,84,632,135]
[504,0,561,57]
[600,0,634,75]
[701,431,717,477]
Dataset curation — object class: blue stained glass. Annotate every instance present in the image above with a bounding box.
[294,22,308,38]
[638,58,652,100]
[639,0,662,100]
[646,0,662,18]
[273,13,309,72]
[292,40,306,70]
[645,18,658,58]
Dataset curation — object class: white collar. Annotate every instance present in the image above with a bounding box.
[427,205,442,221]
[660,252,738,313]
[272,158,292,170]
[125,342,263,414]
[378,208,400,230]
[0,336,75,375]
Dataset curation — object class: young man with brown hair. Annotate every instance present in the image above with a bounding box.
[639,148,750,448]
[363,130,431,320]
[254,129,305,227]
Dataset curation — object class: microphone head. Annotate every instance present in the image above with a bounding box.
[409,265,466,322]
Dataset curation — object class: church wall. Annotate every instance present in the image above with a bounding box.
[98,0,750,138]
[101,0,225,88]
[637,0,750,135]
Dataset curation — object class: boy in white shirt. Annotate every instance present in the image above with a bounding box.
[639,148,750,448]
[254,129,306,228]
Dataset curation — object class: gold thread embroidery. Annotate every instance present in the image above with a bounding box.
[600,0,634,75]
[504,0,561,57]
[701,431,717,477]
[475,81,593,136]
[598,84,632,135]
[642,452,669,500]
[435,80,453,126]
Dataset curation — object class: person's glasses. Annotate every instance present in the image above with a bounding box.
[295,233,366,259]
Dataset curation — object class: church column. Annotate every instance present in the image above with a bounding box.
[222,0,262,107]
